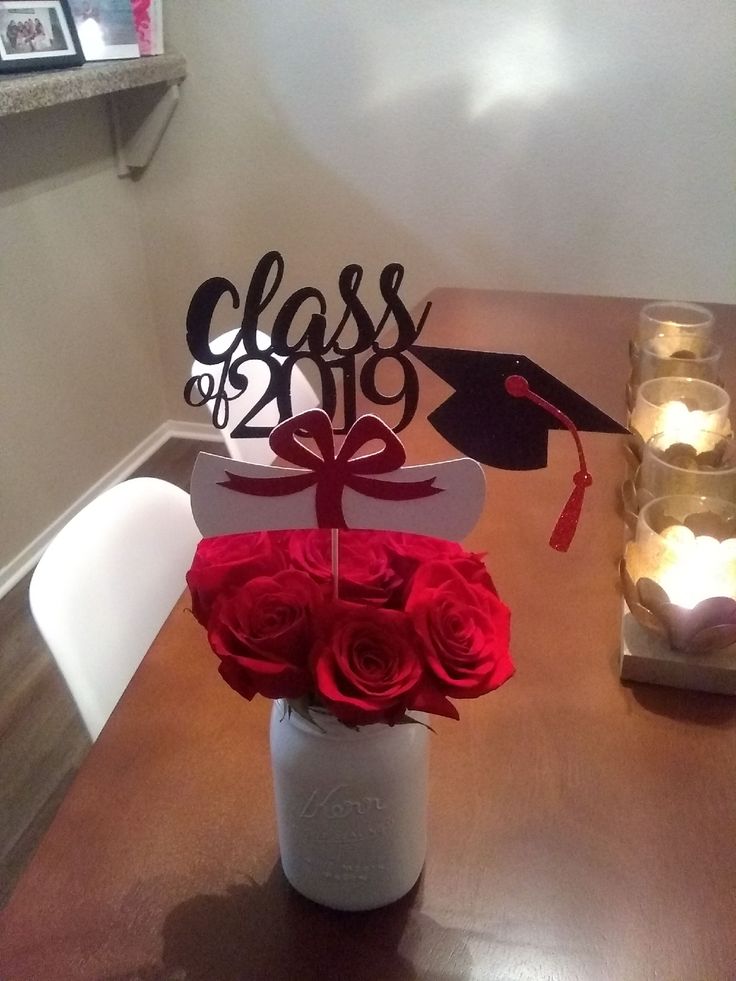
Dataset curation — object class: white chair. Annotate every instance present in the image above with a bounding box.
[29,478,201,741]
[191,329,320,464]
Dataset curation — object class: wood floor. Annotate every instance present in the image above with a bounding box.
[0,438,218,907]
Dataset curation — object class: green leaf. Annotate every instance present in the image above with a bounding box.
[285,696,327,733]
[392,713,436,734]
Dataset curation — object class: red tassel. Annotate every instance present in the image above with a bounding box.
[548,470,593,552]
[505,375,592,551]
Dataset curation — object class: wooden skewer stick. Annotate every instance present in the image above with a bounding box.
[331,527,339,600]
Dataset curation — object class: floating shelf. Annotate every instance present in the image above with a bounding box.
[0,52,186,117]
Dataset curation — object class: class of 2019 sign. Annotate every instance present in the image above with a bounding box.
[184,250,426,442]
[184,251,627,549]
[184,250,625,470]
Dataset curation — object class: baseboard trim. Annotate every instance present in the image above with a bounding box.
[165,420,226,442]
[0,419,224,600]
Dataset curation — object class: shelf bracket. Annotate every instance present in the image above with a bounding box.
[110,80,180,178]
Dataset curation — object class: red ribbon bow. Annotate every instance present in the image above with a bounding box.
[218,409,443,529]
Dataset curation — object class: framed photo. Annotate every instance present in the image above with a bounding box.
[0,1,84,72]
[70,1,140,61]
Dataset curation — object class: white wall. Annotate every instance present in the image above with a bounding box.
[0,99,166,570]
[140,0,736,419]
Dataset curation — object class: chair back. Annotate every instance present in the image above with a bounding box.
[191,329,320,463]
[29,478,201,740]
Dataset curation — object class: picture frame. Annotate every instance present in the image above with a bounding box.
[70,1,140,62]
[0,0,84,73]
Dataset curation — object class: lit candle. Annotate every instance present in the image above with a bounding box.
[622,494,736,657]
[630,377,730,450]
[655,525,736,608]
[655,400,719,452]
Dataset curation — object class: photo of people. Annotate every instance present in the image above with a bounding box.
[0,2,76,59]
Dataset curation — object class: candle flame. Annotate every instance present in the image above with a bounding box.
[656,400,724,452]
[657,525,736,608]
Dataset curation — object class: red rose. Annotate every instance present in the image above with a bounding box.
[405,560,513,699]
[382,531,465,563]
[382,532,496,591]
[441,554,498,591]
[187,532,287,626]
[287,529,402,606]
[311,601,423,725]
[207,569,322,700]
[283,529,332,581]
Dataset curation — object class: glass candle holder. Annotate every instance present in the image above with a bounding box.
[639,431,736,501]
[628,334,722,408]
[622,494,736,653]
[639,335,721,383]
[630,377,731,450]
[628,494,736,609]
[636,301,715,350]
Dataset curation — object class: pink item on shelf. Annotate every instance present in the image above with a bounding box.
[131,0,162,55]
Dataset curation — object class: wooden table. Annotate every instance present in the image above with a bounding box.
[3,289,736,980]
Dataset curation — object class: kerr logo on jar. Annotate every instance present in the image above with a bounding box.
[299,785,387,820]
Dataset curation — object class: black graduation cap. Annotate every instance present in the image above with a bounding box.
[409,346,629,550]
[410,346,628,472]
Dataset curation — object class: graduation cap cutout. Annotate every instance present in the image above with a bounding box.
[184,252,628,551]
[410,347,628,471]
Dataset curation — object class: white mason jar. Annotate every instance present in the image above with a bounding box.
[269,701,429,911]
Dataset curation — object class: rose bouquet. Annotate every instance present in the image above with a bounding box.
[187,528,514,726]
